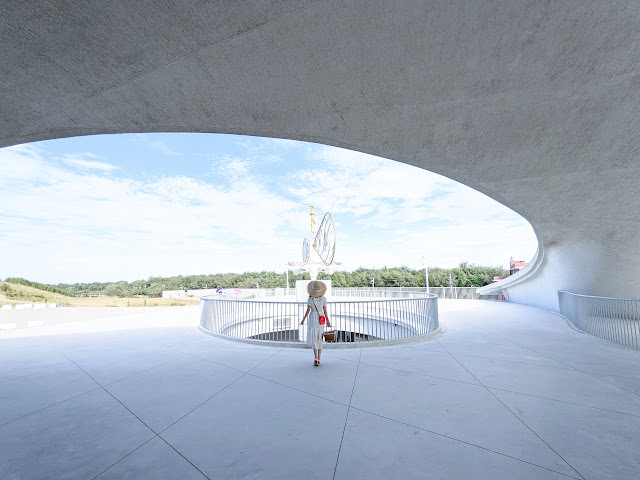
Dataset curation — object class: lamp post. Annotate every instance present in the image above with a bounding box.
[421,256,430,294]
[286,261,297,296]
[448,273,457,299]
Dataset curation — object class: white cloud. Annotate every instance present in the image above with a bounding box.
[135,134,182,156]
[0,145,301,282]
[212,156,252,184]
[60,153,119,171]
[287,145,527,228]
[281,145,538,270]
[0,138,538,283]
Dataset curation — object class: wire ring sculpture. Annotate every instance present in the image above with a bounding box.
[313,212,336,266]
[302,238,311,263]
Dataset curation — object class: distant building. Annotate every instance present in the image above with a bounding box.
[490,258,530,283]
[510,257,529,276]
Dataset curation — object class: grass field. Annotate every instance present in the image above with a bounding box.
[0,282,199,307]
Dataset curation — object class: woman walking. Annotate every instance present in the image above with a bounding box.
[300,280,331,366]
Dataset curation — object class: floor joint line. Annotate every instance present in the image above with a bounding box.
[507,339,640,401]
[90,436,158,480]
[436,342,587,480]
[65,354,159,435]
[0,386,102,429]
[488,386,640,418]
[158,348,282,435]
[346,406,582,480]
[156,435,213,480]
[333,348,362,480]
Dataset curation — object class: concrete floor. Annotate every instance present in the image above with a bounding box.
[1,301,640,479]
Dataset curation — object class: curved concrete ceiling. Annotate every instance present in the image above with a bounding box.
[3,1,640,308]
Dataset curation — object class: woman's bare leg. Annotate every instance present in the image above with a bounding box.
[313,348,318,360]
[318,349,322,361]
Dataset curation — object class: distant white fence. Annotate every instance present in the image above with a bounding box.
[163,288,288,299]
[1,303,57,310]
[334,287,478,299]
[165,286,479,300]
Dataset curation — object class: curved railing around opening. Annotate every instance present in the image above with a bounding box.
[558,290,640,350]
[200,291,439,347]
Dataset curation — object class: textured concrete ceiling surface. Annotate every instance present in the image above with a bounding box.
[2,1,640,307]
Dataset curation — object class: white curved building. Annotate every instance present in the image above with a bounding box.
[3,2,640,310]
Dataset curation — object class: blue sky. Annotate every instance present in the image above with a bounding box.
[0,133,537,284]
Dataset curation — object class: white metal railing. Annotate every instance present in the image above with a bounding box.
[203,286,477,300]
[333,288,427,298]
[333,287,478,299]
[200,293,439,346]
[558,291,640,349]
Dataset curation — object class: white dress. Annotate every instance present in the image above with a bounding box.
[307,296,327,349]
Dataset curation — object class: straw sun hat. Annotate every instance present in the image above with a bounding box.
[307,281,327,298]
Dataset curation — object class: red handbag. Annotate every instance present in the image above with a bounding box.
[312,298,326,325]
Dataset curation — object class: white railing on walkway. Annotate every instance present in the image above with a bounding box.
[199,286,477,300]
[558,290,640,350]
[200,292,439,346]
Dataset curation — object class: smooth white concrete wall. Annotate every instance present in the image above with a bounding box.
[481,240,640,311]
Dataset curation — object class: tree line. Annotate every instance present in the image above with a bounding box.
[40,263,507,298]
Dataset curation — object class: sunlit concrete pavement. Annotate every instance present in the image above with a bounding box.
[1,301,640,480]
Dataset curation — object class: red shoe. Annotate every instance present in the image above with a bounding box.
[314,359,319,366]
